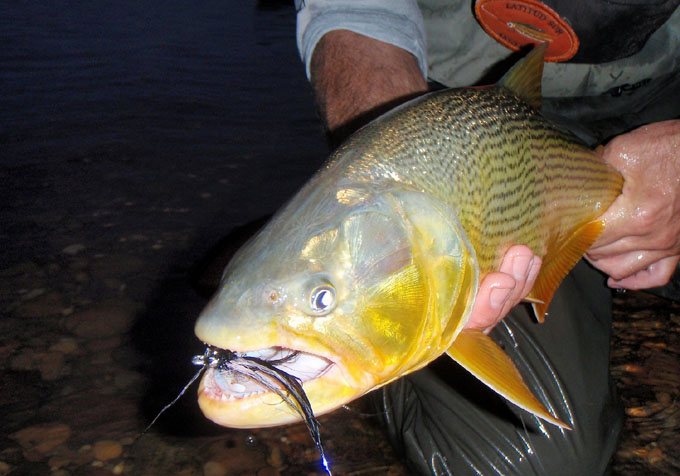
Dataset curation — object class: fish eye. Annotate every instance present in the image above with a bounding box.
[309,285,336,315]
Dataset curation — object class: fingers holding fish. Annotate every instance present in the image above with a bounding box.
[587,120,680,289]
[466,245,542,333]
[601,254,679,290]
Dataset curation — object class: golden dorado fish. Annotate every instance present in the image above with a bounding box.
[194,44,622,430]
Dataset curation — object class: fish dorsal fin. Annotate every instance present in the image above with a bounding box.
[498,43,548,109]
[446,328,570,429]
[527,218,606,321]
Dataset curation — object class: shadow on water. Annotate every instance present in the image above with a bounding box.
[130,215,272,437]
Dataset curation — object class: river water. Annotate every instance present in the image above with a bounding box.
[1,1,410,475]
[2,0,326,266]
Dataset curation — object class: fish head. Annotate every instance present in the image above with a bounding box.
[195,178,478,428]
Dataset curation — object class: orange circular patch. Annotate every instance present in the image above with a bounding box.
[475,0,579,62]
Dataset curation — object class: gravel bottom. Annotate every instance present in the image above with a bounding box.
[1,207,678,476]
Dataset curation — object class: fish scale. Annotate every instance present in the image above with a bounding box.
[334,85,620,274]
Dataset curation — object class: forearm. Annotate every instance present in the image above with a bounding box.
[310,30,428,138]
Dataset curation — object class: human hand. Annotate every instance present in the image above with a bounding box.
[466,245,542,333]
[586,120,680,290]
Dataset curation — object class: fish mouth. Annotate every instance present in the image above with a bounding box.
[197,345,349,428]
[200,347,334,402]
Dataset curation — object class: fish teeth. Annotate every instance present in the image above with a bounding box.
[205,348,334,402]
[213,369,269,397]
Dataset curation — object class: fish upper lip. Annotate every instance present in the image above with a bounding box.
[200,346,335,401]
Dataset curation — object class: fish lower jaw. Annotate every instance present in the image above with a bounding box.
[201,346,335,402]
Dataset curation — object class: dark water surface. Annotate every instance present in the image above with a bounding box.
[1,1,409,475]
[2,0,325,266]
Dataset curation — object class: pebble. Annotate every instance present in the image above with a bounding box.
[38,351,67,381]
[15,291,66,318]
[49,337,80,354]
[266,446,284,469]
[204,446,262,474]
[20,288,46,300]
[93,440,123,461]
[647,447,664,465]
[11,423,71,454]
[656,392,671,406]
[203,461,227,476]
[48,454,70,470]
[63,244,86,256]
[112,462,125,475]
[66,300,139,338]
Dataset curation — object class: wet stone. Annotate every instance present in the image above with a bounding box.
[48,454,71,471]
[204,446,264,474]
[92,440,123,461]
[49,337,80,354]
[15,291,66,318]
[37,351,68,381]
[62,244,86,256]
[266,446,284,469]
[66,300,139,338]
[11,423,72,455]
[111,461,125,475]
[203,460,227,476]
[256,467,280,476]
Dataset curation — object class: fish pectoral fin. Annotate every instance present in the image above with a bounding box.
[527,219,605,321]
[446,329,571,429]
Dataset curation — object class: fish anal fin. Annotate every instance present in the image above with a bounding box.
[528,219,605,322]
[447,329,570,429]
[498,43,547,109]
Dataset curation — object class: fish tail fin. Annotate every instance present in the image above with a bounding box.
[527,218,605,321]
[447,329,570,429]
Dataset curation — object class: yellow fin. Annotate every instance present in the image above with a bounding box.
[446,328,570,429]
[528,219,605,321]
[498,43,547,109]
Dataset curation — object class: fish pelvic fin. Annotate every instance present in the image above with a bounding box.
[527,218,606,322]
[498,43,548,109]
[446,328,570,429]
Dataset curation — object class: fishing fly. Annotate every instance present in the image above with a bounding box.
[144,345,333,475]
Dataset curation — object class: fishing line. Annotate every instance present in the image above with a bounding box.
[141,365,206,435]
[203,346,333,476]
[139,346,222,438]
[138,345,334,475]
